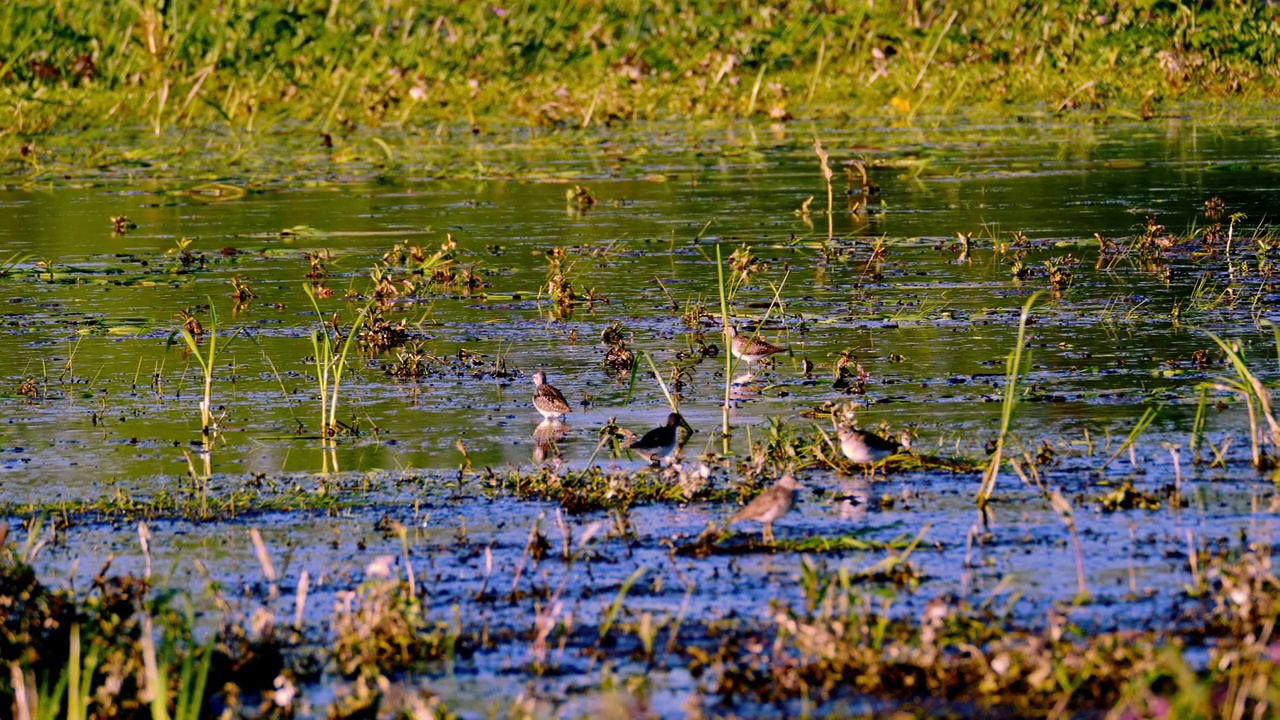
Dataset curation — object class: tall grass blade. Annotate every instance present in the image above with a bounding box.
[977,290,1042,507]
[1097,405,1160,472]
[599,566,647,641]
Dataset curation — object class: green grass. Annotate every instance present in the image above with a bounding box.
[2,0,1278,145]
[977,289,1042,508]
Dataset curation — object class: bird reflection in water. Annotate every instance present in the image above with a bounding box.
[532,419,567,465]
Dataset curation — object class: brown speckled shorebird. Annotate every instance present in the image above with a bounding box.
[837,426,908,465]
[628,412,693,464]
[532,370,571,421]
[728,324,786,373]
[728,474,802,543]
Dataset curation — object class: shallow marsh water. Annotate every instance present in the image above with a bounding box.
[3,116,1280,716]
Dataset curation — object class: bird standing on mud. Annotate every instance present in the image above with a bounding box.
[532,370,571,421]
[727,474,802,543]
[837,426,908,465]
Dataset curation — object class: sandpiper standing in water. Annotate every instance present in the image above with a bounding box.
[837,426,908,465]
[727,324,786,374]
[532,370,571,421]
[728,474,802,543]
[628,412,693,465]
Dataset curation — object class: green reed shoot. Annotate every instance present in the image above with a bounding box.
[814,137,834,240]
[641,351,678,412]
[1097,405,1160,473]
[65,624,99,720]
[170,637,214,720]
[20,660,67,720]
[304,284,371,441]
[1,251,31,276]
[977,290,1042,508]
[139,608,214,720]
[1189,386,1209,464]
[166,302,244,450]
[1196,326,1280,468]
[717,244,732,439]
[598,566,647,642]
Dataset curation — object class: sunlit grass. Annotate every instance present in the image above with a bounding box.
[2,1,1277,144]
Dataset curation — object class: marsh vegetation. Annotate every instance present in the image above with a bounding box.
[4,2,1280,718]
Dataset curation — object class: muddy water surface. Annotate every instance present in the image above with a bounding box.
[3,117,1280,715]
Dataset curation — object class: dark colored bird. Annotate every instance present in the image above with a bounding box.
[628,412,693,464]
[532,370,571,421]
[728,474,802,543]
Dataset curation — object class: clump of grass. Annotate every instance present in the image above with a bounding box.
[714,543,1280,717]
[385,340,437,380]
[483,465,739,513]
[329,571,460,677]
[0,525,465,719]
[379,235,483,298]
[357,309,413,355]
[166,301,246,451]
[600,321,635,376]
[228,275,256,305]
[565,185,596,209]
[109,216,135,235]
[0,527,253,720]
[1196,327,1280,469]
[1092,480,1161,512]
[304,285,372,442]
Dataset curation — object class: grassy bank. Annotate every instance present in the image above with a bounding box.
[3,0,1278,138]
